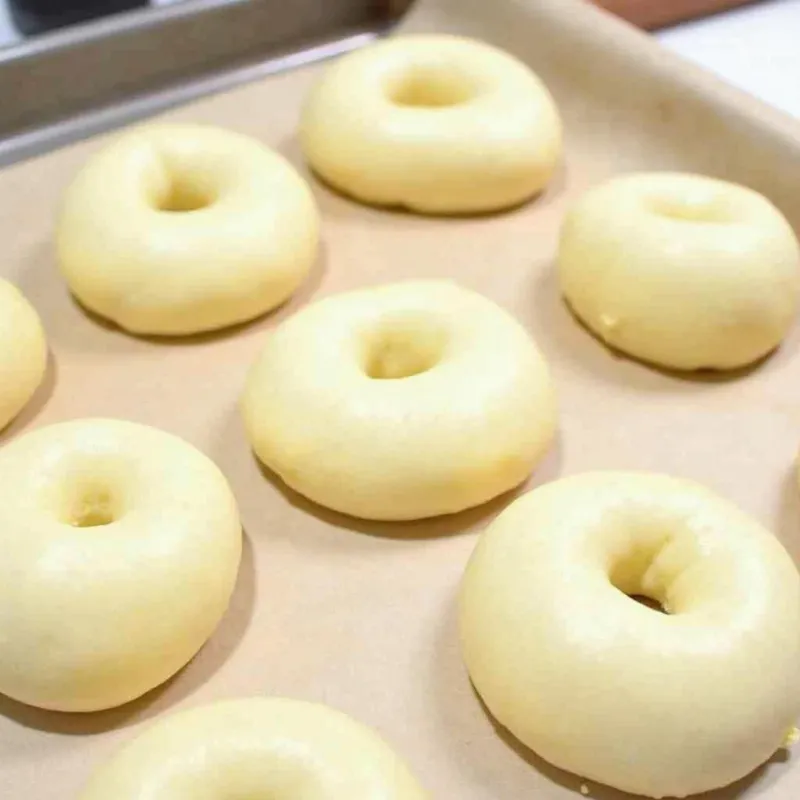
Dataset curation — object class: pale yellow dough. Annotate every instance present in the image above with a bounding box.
[57,123,319,335]
[79,697,427,799]
[460,472,800,798]
[300,35,562,214]
[559,173,800,370]
[0,279,47,429]
[0,419,241,712]
[241,281,557,520]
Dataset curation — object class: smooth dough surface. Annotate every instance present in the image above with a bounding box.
[0,418,241,712]
[301,35,562,214]
[242,281,557,520]
[559,172,800,370]
[0,279,47,429]
[57,123,319,335]
[460,471,800,798]
[79,697,427,799]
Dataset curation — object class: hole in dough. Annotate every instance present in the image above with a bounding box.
[362,313,448,380]
[607,531,675,614]
[42,455,133,529]
[388,64,477,108]
[65,483,121,528]
[647,191,734,224]
[628,594,667,614]
[156,172,217,212]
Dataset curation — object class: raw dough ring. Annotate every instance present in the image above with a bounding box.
[460,471,800,798]
[559,172,800,370]
[0,279,47,429]
[300,35,562,214]
[79,697,427,799]
[57,123,319,335]
[242,281,557,520]
[0,419,241,712]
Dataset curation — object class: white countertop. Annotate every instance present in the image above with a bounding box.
[1,0,799,117]
[657,0,800,117]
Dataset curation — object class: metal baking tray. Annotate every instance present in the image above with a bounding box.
[0,0,410,166]
[2,0,800,798]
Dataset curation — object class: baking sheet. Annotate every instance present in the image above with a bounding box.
[2,0,800,797]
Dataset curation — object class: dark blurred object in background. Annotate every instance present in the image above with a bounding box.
[594,0,755,29]
[9,0,147,36]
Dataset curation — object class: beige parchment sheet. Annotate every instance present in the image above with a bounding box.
[1,0,800,797]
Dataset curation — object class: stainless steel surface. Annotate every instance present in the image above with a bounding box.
[0,0,411,166]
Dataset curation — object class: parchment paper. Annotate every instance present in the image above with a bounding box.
[2,0,800,797]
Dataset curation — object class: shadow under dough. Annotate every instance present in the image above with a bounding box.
[248,427,563,541]
[480,697,783,800]
[17,233,328,352]
[775,463,800,564]
[0,350,58,440]
[431,588,792,800]
[277,133,569,224]
[132,244,328,348]
[528,264,777,394]
[0,531,256,735]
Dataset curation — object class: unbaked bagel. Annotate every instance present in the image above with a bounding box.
[241,281,557,520]
[0,418,241,712]
[79,697,427,799]
[300,35,562,214]
[0,279,47,429]
[558,172,800,370]
[57,123,319,335]
[460,471,800,798]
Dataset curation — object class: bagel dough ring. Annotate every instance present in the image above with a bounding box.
[459,472,800,798]
[0,418,241,712]
[300,35,562,214]
[0,279,47,429]
[558,172,800,370]
[242,281,557,520]
[57,123,319,335]
[79,697,427,799]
